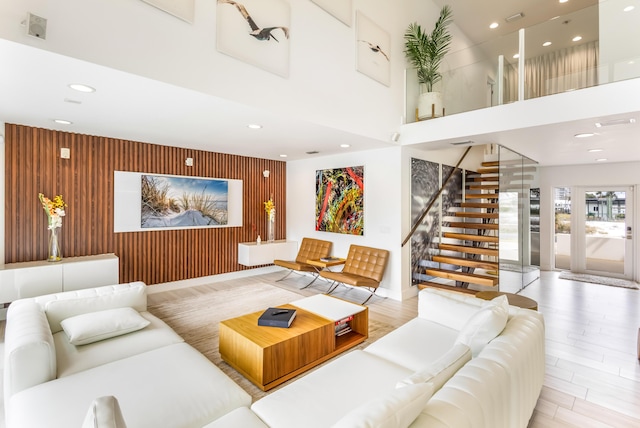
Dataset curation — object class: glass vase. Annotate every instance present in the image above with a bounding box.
[48,227,62,262]
[267,210,275,242]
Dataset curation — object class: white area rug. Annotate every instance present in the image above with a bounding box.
[558,272,639,289]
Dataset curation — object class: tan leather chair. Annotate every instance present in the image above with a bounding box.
[274,238,332,287]
[320,244,389,304]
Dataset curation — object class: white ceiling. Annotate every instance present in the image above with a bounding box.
[1,0,639,167]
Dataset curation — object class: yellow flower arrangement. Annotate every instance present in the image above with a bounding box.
[39,193,67,229]
[263,197,276,222]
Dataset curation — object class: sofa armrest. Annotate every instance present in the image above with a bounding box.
[4,300,57,401]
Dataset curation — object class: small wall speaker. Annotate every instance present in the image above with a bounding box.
[27,13,47,40]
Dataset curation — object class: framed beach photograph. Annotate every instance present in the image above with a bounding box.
[355,12,390,86]
[311,0,352,26]
[315,166,364,235]
[216,0,291,77]
[113,171,243,232]
[141,0,195,23]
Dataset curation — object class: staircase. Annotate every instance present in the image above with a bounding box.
[418,161,500,292]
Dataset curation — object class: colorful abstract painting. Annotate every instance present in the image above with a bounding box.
[315,166,364,235]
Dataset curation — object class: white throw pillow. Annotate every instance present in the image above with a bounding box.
[455,295,509,356]
[61,307,150,346]
[396,343,471,391]
[331,383,434,428]
[82,396,128,428]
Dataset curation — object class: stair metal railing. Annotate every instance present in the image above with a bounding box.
[401,146,471,247]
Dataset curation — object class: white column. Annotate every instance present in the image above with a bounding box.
[518,28,525,101]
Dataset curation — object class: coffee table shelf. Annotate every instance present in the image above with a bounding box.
[219,295,368,391]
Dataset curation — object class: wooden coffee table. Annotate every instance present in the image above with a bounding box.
[219,295,368,391]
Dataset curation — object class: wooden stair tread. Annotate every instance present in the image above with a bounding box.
[433,255,499,270]
[468,184,500,190]
[465,193,499,200]
[460,202,498,209]
[477,167,499,174]
[455,212,499,218]
[481,161,500,167]
[439,243,499,256]
[424,268,499,286]
[447,222,499,230]
[443,232,499,243]
[417,282,477,295]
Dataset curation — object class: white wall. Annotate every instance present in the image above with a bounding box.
[539,161,640,281]
[0,122,4,265]
[0,0,431,143]
[286,147,404,300]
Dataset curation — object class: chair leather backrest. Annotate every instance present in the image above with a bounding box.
[343,245,389,282]
[295,238,332,263]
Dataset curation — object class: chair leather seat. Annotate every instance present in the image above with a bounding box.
[319,271,380,288]
[273,260,316,272]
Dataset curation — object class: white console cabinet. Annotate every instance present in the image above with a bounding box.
[238,240,297,267]
[0,254,119,312]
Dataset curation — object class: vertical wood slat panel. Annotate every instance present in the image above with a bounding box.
[4,124,286,285]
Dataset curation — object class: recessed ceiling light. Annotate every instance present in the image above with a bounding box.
[68,83,95,93]
[340,144,350,148]
[53,119,73,125]
[574,133,594,138]
[513,53,520,59]
[596,158,608,162]
[543,41,552,47]
[279,154,287,158]
[247,124,262,129]
[588,149,603,153]
[623,6,634,12]
[572,36,582,42]
[489,22,499,29]
[559,0,569,4]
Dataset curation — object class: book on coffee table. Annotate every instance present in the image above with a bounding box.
[258,308,297,328]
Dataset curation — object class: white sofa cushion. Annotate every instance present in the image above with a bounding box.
[61,307,150,346]
[396,343,471,392]
[54,311,184,378]
[8,343,251,428]
[418,289,485,331]
[39,282,147,333]
[332,383,434,428]
[82,396,127,428]
[251,350,413,428]
[203,407,269,428]
[364,318,458,372]
[455,295,509,356]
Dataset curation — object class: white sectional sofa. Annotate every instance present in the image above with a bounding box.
[3,284,545,428]
[215,288,546,428]
[3,281,251,428]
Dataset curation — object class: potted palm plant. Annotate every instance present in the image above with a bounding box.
[404,5,453,120]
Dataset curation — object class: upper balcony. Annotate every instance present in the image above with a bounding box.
[401,0,640,165]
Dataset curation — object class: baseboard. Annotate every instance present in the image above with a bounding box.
[147,266,283,294]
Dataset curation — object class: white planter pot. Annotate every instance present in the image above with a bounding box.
[418,92,444,120]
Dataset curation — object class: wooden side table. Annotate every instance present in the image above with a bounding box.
[302,258,346,289]
[475,290,538,311]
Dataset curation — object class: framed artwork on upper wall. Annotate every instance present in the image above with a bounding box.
[315,166,364,235]
[311,0,352,26]
[141,0,195,23]
[216,0,291,78]
[355,12,390,86]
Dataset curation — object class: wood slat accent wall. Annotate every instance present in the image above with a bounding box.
[4,124,286,285]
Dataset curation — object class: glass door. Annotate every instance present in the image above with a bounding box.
[553,187,572,270]
[581,187,633,278]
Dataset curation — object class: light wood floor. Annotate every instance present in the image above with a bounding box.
[157,269,640,428]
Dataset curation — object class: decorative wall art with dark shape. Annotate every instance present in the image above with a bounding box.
[316,166,364,235]
[311,0,352,26]
[355,11,390,86]
[410,158,440,283]
[141,0,195,23]
[217,0,290,77]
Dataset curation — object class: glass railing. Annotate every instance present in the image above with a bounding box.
[405,0,640,123]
